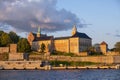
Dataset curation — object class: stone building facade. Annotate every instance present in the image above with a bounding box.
[27,25,92,55]
[94,41,119,56]
[0,47,9,53]
[100,41,108,55]
[9,44,24,60]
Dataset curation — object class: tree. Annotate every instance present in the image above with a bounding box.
[1,33,12,46]
[17,38,31,52]
[0,31,4,46]
[0,31,4,36]
[40,43,46,53]
[9,31,19,43]
[115,42,120,53]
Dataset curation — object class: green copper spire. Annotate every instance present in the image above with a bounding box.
[37,26,41,37]
[38,26,41,34]
[72,24,77,36]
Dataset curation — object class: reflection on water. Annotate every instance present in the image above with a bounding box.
[0,69,120,80]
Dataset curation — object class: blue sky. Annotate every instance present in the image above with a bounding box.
[51,0,120,48]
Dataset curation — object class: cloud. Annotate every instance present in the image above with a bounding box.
[0,0,81,32]
[106,30,120,38]
[115,34,120,37]
[115,30,120,37]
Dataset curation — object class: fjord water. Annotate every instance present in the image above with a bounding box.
[0,69,120,80]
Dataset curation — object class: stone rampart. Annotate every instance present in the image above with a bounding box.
[0,47,9,53]
[9,53,24,60]
[78,52,88,56]
[0,61,42,69]
[113,56,120,64]
[106,51,119,56]
[29,55,119,64]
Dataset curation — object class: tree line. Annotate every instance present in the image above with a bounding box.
[0,31,31,53]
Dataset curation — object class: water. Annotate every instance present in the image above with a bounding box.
[0,69,120,80]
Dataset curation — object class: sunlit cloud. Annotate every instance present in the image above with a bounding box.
[0,0,83,32]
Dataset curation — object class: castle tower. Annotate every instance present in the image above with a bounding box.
[37,26,41,37]
[10,44,17,53]
[100,41,108,55]
[72,24,77,36]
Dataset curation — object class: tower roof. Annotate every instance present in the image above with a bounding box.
[37,26,41,33]
[72,24,77,31]
[100,41,107,45]
[72,24,77,36]
[72,32,91,39]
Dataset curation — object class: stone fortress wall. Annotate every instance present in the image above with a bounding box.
[0,47,9,60]
[9,44,24,60]
[29,55,120,64]
[0,44,24,61]
[0,61,42,69]
[0,47,9,53]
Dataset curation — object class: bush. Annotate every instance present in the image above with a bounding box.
[51,51,76,57]
[50,61,98,67]
[89,52,103,56]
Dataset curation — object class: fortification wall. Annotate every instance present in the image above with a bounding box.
[0,47,9,53]
[106,51,119,56]
[113,56,120,64]
[0,61,42,69]
[9,53,24,60]
[78,52,88,56]
[29,55,117,64]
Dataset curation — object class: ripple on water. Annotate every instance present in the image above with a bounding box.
[0,69,120,80]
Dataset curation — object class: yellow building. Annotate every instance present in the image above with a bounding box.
[27,25,92,55]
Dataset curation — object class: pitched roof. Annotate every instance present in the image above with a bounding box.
[100,41,107,45]
[54,36,70,40]
[33,36,53,41]
[32,33,37,37]
[72,32,91,39]
[32,31,91,41]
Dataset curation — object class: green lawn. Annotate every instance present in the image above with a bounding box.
[50,61,99,67]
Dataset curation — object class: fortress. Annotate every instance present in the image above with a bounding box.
[27,25,119,56]
[27,25,92,55]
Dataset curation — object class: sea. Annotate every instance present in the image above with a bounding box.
[0,69,120,80]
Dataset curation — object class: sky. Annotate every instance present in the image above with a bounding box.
[0,0,120,48]
[55,0,120,48]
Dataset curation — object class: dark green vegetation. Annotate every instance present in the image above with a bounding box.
[89,52,103,56]
[17,38,31,52]
[115,42,120,53]
[0,32,12,47]
[52,51,76,56]
[0,30,31,52]
[52,50,103,56]
[0,31,19,47]
[40,43,46,53]
[50,61,98,67]
[9,31,19,43]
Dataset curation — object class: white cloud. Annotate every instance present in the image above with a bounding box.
[0,0,80,32]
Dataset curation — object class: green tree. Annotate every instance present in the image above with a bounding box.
[0,31,4,36]
[40,43,46,53]
[17,38,31,52]
[115,42,120,53]
[0,31,4,46]
[1,33,12,46]
[9,31,19,43]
